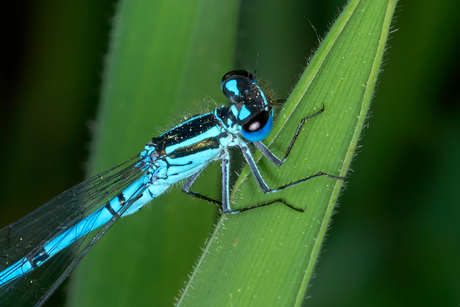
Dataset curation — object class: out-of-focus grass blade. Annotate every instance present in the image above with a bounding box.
[177,0,397,305]
[69,0,240,306]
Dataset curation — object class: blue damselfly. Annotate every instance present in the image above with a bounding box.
[0,69,344,306]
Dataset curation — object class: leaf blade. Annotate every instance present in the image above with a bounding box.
[178,0,397,306]
[69,0,240,306]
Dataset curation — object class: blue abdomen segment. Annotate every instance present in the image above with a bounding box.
[0,177,165,286]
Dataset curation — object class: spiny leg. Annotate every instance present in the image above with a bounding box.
[181,165,222,207]
[230,199,304,214]
[234,133,345,213]
[181,148,343,214]
[180,151,296,214]
[229,172,343,214]
[241,141,344,190]
[182,106,345,214]
[181,150,236,214]
[253,104,326,167]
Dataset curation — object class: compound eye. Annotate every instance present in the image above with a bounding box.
[221,70,254,84]
[241,111,273,142]
[221,70,256,104]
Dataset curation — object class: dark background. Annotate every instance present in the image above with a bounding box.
[1,0,459,306]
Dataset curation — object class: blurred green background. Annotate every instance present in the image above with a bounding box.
[1,0,459,306]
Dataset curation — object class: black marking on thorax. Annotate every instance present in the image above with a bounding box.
[152,113,225,159]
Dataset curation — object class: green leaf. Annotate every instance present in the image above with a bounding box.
[177,0,397,306]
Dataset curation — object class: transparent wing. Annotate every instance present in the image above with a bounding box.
[0,154,150,306]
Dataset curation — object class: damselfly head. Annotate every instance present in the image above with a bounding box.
[221,70,273,142]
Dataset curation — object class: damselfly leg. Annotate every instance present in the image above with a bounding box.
[182,105,346,214]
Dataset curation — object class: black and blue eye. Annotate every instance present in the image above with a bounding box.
[221,70,255,104]
[241,111,273,142]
